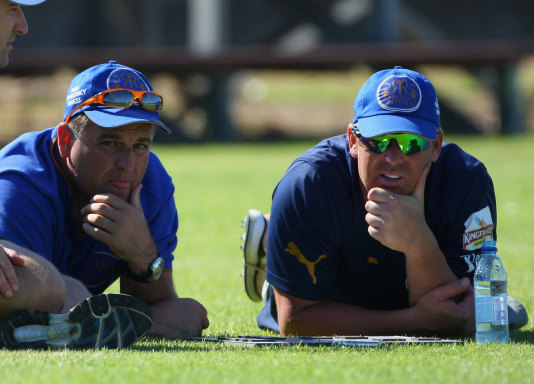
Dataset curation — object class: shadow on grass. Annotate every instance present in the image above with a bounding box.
[134,329,534,352]
[133,343,217,353]
[133,336,251,352]
[133,334,480,352]
[511,329,534,344]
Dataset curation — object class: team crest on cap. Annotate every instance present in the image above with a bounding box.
[376,75,421,112]
[107,68,150,91]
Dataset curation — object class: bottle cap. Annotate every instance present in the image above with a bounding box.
[482,240,497,252]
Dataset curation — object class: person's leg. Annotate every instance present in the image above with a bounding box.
[0,241,153,350]
[61,276,91,313]
[0,240,67,318]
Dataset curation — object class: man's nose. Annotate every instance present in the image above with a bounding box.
[117,148,135,170]
[14,8,29,36]
[383,140,404,163]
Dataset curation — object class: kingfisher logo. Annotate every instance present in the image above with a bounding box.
[463,206,494,250]
[377,75,422,112]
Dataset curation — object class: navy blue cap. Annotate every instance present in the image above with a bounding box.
[352,66,440,140]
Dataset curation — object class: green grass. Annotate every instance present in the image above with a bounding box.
[1,136,533,383]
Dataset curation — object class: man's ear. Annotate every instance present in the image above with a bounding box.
[347,124,358,158]
[431,128,444,162]
[57,123,74,158]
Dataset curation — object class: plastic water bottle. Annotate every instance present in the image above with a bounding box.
[474,240,509,343]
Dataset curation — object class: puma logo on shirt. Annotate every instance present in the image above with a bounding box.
[285,241,327,285]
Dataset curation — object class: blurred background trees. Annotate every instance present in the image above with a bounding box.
[2,0,534,143]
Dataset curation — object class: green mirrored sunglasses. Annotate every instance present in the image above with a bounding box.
[352,128,434,156]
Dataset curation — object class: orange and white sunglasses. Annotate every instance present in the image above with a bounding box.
[64,88,163,123]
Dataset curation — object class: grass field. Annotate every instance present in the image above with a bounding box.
[1,135,533,383]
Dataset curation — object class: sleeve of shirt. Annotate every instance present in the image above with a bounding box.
[142,153,178,271]
[146,190,178,271]
[266,161,342,301]
[430,151,497,281]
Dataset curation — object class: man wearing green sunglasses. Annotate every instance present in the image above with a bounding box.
[240,66,527,337]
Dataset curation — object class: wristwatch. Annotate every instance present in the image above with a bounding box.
[127,254,164,282]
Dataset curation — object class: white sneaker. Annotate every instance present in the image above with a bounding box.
[0,293,152,350]
[240,209,266,302]
[261,280,272,303]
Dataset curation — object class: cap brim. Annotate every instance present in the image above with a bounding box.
[356,114,437,140]
[12,0,47,5]
[84,106,171,134]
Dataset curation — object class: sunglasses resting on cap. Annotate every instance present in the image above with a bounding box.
[64,88,163,124]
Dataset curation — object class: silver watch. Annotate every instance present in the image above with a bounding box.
[128,254,164,282]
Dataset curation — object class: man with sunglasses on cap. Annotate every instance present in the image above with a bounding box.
[0,61,209,349]
[0,0,45,68]
[240,66,528,337]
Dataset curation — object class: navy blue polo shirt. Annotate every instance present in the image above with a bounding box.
[258,134,496,331]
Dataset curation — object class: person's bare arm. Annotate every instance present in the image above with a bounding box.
[120,272,209,338]
[365,166,457,304]
[274,277,474,337]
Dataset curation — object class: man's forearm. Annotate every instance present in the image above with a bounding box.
[278,300,422,337]
[403,227,458,305]
[275,279,474,338]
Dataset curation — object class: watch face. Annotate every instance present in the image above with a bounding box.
[152,257,164,281]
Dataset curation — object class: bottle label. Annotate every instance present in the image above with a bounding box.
[475,295,494,323]
[475,293,508,325]
[492,293,508,325]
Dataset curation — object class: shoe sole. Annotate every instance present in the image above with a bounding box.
[0,293,152,350]
[241,209,266,302]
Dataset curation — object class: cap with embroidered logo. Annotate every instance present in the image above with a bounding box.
[352,66,440,140]
[63,60,170,133]
[11,0,47,5]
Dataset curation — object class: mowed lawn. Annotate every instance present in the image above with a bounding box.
[0,135,532,384]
